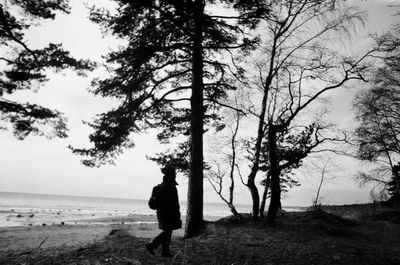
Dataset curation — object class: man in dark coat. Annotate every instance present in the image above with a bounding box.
[146,165,181,257]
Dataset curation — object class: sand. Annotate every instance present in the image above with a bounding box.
[0,214,185,254]
[0,224,113,253]
[1,207,400,264]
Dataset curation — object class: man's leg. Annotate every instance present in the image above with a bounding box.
[161,230,173,257]
[146,230,164,255]
[146,230,171,255]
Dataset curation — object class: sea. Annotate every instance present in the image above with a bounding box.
[0,191,306,227]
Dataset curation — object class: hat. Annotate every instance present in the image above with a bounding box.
[161,165,178,185]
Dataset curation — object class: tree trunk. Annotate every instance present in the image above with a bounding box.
[246,88,269,219]
[266,125,281,223]
[259,173,270,217]
[314,165,326,207]
[247,176,260,218]
[229,203,239,216]
[229,110,240,207]
[185,0,205,238]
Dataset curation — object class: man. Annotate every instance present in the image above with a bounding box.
[146,165,182,257]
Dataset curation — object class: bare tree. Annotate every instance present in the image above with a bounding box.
[240,0,374,221]
[309,156,338,207]
[207,162,240,216]
[206,108,243,216]
[354,83,400,204]
[353,23,400,205]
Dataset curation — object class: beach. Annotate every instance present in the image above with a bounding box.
[1,192,400,264]
[0,192,214,256]
[0,214,170,254]
[0,206,400,264]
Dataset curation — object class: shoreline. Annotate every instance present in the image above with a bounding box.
[1,206,399,264]
[0,215,179,254]
[0,212,222,227]
[0,213,227,255]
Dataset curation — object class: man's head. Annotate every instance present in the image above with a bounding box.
[161,165,175,176]
[161,165,177,184]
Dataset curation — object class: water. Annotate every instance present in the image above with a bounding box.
[0,191,235,227]
[0,191,152,215]
[0,191,305,227]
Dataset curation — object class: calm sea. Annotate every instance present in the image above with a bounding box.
[0,191,242,215]
[0,191,156,215]
[0,191,305,227]
[0,191,236,227]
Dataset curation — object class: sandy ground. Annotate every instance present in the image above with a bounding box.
[1,207,400,264]
[0,214,185,254]
[0,224,114,253]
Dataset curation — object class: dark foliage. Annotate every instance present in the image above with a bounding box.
[148,141,191,173]
[259,124,318,179]
[0,1,94,139]
[354,85,400,162]
[71,0,266,166]
[69,0,267,237]
[388,165,400,204]
[354,28,400,201]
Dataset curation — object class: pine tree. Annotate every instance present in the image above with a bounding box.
[71,0,268,237]
[0,0,94,139]
[388,165,400,205]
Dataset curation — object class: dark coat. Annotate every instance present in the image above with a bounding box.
[155,178,181,231]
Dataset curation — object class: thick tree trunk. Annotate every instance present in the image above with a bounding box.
[266,125,281,223]
[259,173,270,217]
[185,0,204,238]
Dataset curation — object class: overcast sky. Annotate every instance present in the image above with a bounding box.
[1,0,399,207]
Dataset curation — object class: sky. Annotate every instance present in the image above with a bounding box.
[1,0,399,207]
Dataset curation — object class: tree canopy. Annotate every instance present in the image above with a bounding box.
[354,30,400,201]
[0,0,94,139]
[227,0,373,221]
[71,0,268,237]
[71,0,265,166]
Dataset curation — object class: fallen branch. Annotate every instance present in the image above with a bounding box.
[36,236,50,251]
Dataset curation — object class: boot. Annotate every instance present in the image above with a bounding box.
[145,243,155,255]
